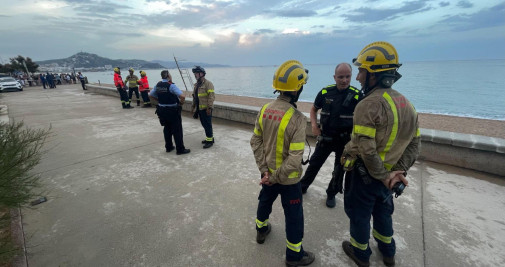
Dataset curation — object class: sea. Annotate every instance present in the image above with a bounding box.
[84,59,505,121]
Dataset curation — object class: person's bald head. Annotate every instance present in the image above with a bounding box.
[334,63,352,90]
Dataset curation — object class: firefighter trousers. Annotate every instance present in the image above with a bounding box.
[116,88,129,105]
[128,87,140,101]
[198,109,213,140]
[140,91,150,104]
[343,168,396,262]
[256,182,305,261]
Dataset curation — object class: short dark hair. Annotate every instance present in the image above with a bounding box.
[161,70,169,79]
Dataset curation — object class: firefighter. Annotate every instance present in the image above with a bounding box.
[125,68,141,106]
[340,41,421,267]
[138,71,151,107]
[300,63,360,208]
[150,70,190,155]
[191,66,215,149]
[113,67,133,109]
[251,60,315,266]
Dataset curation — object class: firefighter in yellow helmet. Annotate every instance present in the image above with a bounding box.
[125,68,141,106]
[251,60,315,266]
[340,41,421,267]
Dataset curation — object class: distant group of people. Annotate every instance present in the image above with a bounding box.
[113,66,215,154]
[107,41,419,267]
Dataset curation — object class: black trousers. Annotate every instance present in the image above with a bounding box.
[140,91,150,103]
[158,106,186,152]
[300,133,350,196]
[128,87,140,100]
[256,182,304,261]
[116,88,129,104]
[80,80,86,90]
[198,109,213,139]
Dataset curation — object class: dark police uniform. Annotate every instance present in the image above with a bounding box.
[300,85,360,197]
[150,80,187,153]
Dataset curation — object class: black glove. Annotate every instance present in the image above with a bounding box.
[193,111,199,119]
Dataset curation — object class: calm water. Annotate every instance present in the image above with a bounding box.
[85,60,505,120]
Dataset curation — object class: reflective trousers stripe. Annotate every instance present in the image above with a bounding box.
[373,229,392,244]
[350,237,368,250]
[286,240,302,252]
[256,218,268,229]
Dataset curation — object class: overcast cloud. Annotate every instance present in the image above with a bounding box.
[0,0,503,66]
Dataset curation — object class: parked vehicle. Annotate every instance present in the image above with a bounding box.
[0,77,23,92]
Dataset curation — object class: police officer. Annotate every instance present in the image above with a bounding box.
[251,60,315,267]
[340,41,421,267]
[125,68,141,106]
[113,67,133,109]
[149,70,190,155]
[191,66,215,149]
[300,63,360,208]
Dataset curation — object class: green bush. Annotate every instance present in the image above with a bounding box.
[0,121,51,265]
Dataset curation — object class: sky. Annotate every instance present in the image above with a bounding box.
[0,0,504,66]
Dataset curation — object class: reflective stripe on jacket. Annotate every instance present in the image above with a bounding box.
[343,87,420,180]
[125,74,139,88]
[114,73,124,88]
[250,95,307,185]
[138,76,149,91]
[192,79,215,110]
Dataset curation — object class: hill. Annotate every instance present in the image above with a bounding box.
[36,52,165,72]
[151,60,229,69]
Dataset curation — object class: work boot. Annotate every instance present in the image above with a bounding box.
[125,103,134,109]
[122,103,126,109]
[176,149,191,155]
[256,224,271,244]
[342,241,370,267]
[203,141,213,149]
[285,251,315,267]
[166,146,175,153]
[141,103,151,108]
[201,138,215,144]
[326,195,336,208]
[137,100,140,106]
[383,256,395,267]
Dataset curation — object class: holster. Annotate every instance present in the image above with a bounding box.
[354,159,372,185]
[155,105,165,126]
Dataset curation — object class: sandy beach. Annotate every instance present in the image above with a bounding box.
[182,92,505,139]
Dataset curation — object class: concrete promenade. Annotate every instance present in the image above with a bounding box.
[2,84,505,266]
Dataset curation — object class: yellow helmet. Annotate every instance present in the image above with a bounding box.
[140,71,146,76]
[129,68,134,72]
[352,41,401,73]
[113,67,120,73]
[272,60,308,91]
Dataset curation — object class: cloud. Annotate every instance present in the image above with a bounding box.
[439,1,450,7]
[343,1,432,23]
[457,0,473,8]
[266,9,317,18]
[440,2,505,31]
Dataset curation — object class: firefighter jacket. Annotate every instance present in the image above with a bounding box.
[138,76,149,92]
[250,95,307,185]
[343,86,421,181]
[114,73,125,89]
[316,85,360,136]
[125,74,140,88]
[192,78,215,110]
